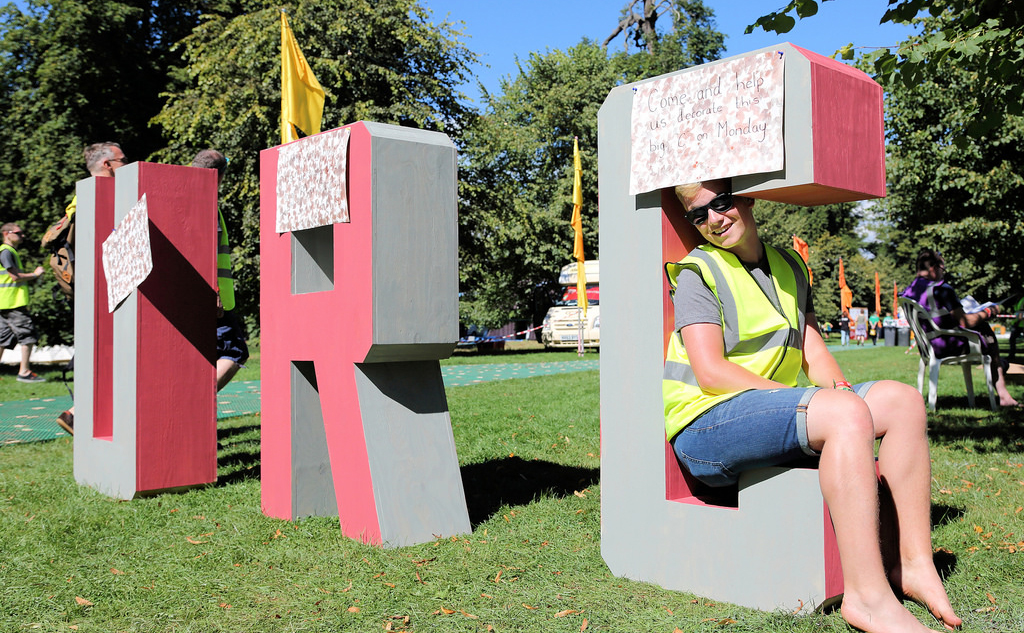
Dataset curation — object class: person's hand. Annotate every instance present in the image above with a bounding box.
[33,266,44,277]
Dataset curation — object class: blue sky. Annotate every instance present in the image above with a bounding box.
[420,0,919,102]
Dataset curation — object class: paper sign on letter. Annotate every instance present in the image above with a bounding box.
[276,127,351,233]
[629,51,785,195]
[102,194,153,312]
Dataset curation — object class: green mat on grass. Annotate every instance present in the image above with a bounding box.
[0,360,600,447]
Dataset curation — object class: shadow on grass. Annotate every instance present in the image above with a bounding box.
[460,456,599,527]
[925,403,1023,451]
[216,421,261,486]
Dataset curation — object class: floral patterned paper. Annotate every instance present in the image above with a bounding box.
[276,126,351,233]
[629,52,785,195]
[102,194,153,312]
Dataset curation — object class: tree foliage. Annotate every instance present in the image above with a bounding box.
[880,44,1024,302]
[747,0,1024,137]
[1,0,477,342]
[152,0,478,334]
[458,1,725,329]
[0,0,213,343]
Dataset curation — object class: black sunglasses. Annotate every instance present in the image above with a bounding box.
[685,191,738,226]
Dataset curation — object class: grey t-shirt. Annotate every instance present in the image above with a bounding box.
[673,253,813,330]
[0,248,18,273]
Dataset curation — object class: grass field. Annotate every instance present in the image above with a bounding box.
[1,344,1022,632]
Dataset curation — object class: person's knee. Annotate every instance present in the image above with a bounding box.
[807,390,875,447]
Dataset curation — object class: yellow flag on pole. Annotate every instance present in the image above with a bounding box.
[281,12,325,145]
[570,137,587,317]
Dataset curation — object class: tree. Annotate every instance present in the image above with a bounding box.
[0,0,213,344]
[458,2,725,329]
[151,0,479,334]
[747,0,1024,137]
[879,46,1024,302]
[458,41,617,329]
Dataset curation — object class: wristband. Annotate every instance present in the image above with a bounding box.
[833,380,854,393]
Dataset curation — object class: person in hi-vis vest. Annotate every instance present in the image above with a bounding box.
[664,179,961,633]
[191,149,249,391]
[0,223,47,383]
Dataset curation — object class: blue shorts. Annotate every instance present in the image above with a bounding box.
[671,382,875,487]
[216,311,249,366]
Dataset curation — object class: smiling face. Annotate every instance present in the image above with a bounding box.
[682,179,762,264]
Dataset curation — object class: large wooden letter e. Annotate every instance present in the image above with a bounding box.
[259,122,470,547]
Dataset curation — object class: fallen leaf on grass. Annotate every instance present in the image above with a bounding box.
[74,597,93,607]
[110,568,124,575]
[348,606,360,613]
[435,607,455,615]
[580,618,589,631]
[554,609,578,617]
[219,603,232,609]
[974,606,997,613]
[186,537,207,545]
[461,610,478,619]
[987,593,997,605]
[493,570,502,583]
[522,603,538,610]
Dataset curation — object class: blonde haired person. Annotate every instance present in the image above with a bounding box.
[664,179,960,632]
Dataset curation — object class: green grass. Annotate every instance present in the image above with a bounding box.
[1,345,1022,632]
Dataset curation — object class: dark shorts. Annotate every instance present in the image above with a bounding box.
[216,311,249,366]
[671,381,876,487]
[0,307,38,348]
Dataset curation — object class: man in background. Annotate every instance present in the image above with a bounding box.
[191,149,249,391]
[55,141,126,434]
[0,223,47,383]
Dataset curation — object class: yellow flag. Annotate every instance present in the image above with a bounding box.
[281,12,325,144]
[570,138,587,317]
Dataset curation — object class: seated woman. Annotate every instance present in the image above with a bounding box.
[902,248,1019,407]
[664,179,960,633]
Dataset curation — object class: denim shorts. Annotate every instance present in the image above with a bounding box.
[216,311,250,365]
[671,382,875,487]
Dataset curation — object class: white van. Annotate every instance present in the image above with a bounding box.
[540,260,600,349]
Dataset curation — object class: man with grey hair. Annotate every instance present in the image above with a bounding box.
[192,149,249,391]
[54,141,127,434]
[66,142,126,218]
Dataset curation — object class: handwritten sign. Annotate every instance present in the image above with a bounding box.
[102,194,153,312]
[629,51,785,195]
[276,126,351,233]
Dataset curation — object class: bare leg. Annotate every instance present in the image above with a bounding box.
[865,381,962,629]
[806,389,937,633]
[19,342,32,375]
[217,358,240,392]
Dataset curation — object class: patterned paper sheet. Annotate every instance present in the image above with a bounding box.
[276,126,351,233]
[629,51,785,195]
[102,194,153,312]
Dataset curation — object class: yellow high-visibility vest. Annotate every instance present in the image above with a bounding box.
[663,244,809,439]
[0,244,30,310]
[217,209,235,312]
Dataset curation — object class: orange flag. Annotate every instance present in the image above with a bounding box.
[838,257,852,312]
[893,281,898,317]
[792,235,813,285]
[874,271,881,316]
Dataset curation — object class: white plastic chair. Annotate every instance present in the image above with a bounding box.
[899,296,997,411]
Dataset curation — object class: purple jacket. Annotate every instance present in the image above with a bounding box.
[900,276,969,358]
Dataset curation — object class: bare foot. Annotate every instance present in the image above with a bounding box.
[890,560,962,630]
[998,393,1020,407]
[841,591,938,633]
